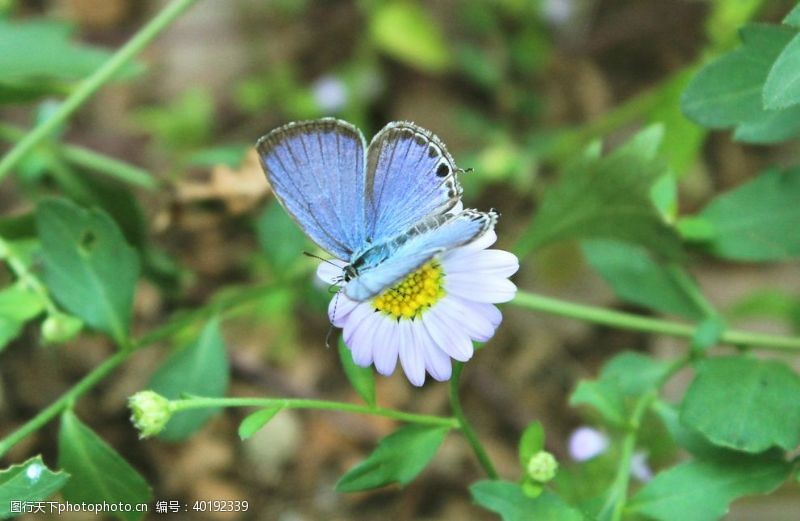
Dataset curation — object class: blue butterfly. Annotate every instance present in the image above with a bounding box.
[256,118,497,301]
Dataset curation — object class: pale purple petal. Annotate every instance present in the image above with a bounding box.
[445,274,517,303]
[631,452,653,482]
[398,320,426,386]
[421,307,474,362]
[417,325,452,381]
[437,297,500,342]
[372,317,399,376]
[329,292,359,326]
[344,308,380,367]
[443,249,519,278]
[568,427,609,461]
[316,259,347,285]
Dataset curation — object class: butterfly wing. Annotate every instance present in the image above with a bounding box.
[364,122,463,245]
[257,118,368,259]
[345,209,497,300]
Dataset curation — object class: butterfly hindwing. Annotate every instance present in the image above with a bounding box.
[345,209,497,301]
[364,122,463,245]
[257,118,368,259]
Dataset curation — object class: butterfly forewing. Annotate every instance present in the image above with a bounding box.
[364,122,463,246]
[345,209,497,301]
[257,118,368,259]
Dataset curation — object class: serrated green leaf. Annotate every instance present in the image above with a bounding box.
[681,356,800,452]
[582,240,709,320]
[238,408,281,440]
[0,456,69,518]
[335,425,449,492]
[0,284,46,351]
[516,126,682,260]
[470,481,584,521]
[628,454,791,521]
[518,421,545,468]
[58,411,151,521]
[697,168,800,261]
[369,2,449,73]
[764,33,800,109]
[36,199,139,345]
[338,337,376,407]
[149,318,229,441]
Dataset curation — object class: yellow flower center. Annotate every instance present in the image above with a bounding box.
[373,261,445,319]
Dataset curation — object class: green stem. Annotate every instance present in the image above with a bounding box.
[0,123,156,190]
[602,390,657,521]
[511,291,800,352]
[0,349,130,458]
[0,283,280,459]
[0,0,198,180]
[449,362,498,479]
[170,396,458,429]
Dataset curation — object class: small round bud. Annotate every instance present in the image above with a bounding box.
[41,313,83,344]
[128,391,173,439]
[526,450,558,483]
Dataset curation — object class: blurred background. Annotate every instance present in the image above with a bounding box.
[1,0,800,519]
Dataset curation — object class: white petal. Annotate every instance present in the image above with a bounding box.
[316,259,347,285]
[342,303,374,343]
[443,249,519,278]
[463,229,497,252]
[445,274,517,303]
[421,307,474,362]
[417,325,452,381]
[398,320,426,386]
[372,316,399,376]
[437,297,499,342]
[448,200,464,215]
[346,309,379,366]
[328,292,359,326]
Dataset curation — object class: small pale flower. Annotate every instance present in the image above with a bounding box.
[526,450,559,483]
[317,230,518,386]
[568,426,609,461]
[128,390,173,439]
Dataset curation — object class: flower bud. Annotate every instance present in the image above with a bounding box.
[526,450,558,483]
[128,391,173,438]
[41,313,83,344]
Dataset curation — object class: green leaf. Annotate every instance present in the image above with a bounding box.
[0,19,139,104]
[0,284,46,351]
[256,200,312,275]
[149,318,229,441]
[516,126,683,261]
[369,2,449,73]
[696,168,800,261]
[628,454,791,521]
[599,351,673,396]
[732,103,800,143]
[680,356,800,452]
[582,240,709,320]
[0,456,69,518]
[335,425,449,492]
[58,411,151,521]
[682,24,795,128]
[570,379,626,427]
[338,337,376,407]
[571,352,671,427]
[785,4,800,27]
[36,199,139,345]
[690,316,726,353]
[764,33,800,109]
[518,421,545,468]
[238,408,281,440]
[470,481,584,521]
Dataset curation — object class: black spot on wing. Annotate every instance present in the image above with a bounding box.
[436,163,450,177]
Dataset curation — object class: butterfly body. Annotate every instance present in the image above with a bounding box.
[256,118,497,302]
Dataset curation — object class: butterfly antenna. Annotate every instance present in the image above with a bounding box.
[458,167,474,175]
[302,250,341,268]
[325,289,342,349]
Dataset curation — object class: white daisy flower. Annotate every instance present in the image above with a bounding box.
[316,230,519,386]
